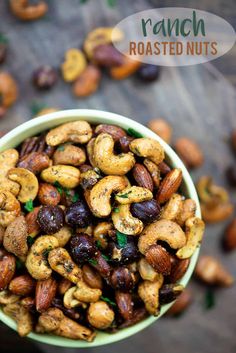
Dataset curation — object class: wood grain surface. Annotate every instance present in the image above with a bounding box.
[0,1,235,353]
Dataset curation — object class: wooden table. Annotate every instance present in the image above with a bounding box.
[0,1,235,353]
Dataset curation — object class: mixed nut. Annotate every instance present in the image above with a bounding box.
[0,120,205,340]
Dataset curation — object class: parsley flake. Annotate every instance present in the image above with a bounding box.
[204,288,215,310]
[101,254,110,261]
[116,231,127,248]
[100,296,116,306]
[42,246,52,259]
[127,128,143,138]
[27,236,35,246]
[54,181,63,195]
[72,192,79,203]
[113,207,119,213]
[57,145,65,151]
[89,259,98,266]
[30,102,46,116]
[0,33,8,44]
[118,191,132,199]
[107,0,116,7]
[24,199,34,212]
[16,259,24,270]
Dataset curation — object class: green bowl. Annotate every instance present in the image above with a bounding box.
[0,109,201,347]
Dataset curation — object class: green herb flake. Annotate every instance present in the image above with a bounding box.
[27,236,35,246]
[42,246,52,259]
[30,102,46,116]
[116,231,127,248]
[57,145,65,152]
[100,296,116,306]
[54,181,63,195]
[72,192,79,203]
[107,0,116,7]
[113,207,119,213]
[89,259,98,266]
[118,191,132,199]
[127,128,143,138]
[16,259,24,270]
[24,199,34,212]
[0,33,8,44]
[101,254,110,262]
[96,240,102,249]
[204,288,215,310]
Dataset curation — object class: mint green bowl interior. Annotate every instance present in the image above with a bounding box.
[0,109,201,348]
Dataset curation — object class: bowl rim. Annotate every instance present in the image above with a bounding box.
[0,109,201,348]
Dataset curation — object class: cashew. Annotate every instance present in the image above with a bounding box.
[138,274,164,316]
[160,194,183,221]
[46,121,92,146]
[93,133,135,175]
[9,0,48,21]
[41,165,80,189]
[0,149,20,195]
[176,217,205,259]
[52,226,72,247]
[115,186,153,205]
[197,176,229,205]
[3,302,33,336]
[89,176,128,217]
[63,287,84,309]
[8,168,39,202]
[130,138,165,165]
[138,219,186,254]
[138,258,159,282]
[143,158,161,187]
[37,307,63,332]
[61,49,87,82]
[201,202,234,223]
[0,290,19,305]
[112,204,143,235]
[48,247,83,284]
[176,199,196,226]
[53,144,86,166]
[0,189,21,227]
[26,236,59,280]
[3,216,28,259]
[0,72,18,109]
[93,222,113,249]
[87,301,115,329]
[86,138,97,167]
[73,280,102,303]
[77,225,94,236]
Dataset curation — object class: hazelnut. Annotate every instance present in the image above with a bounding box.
[88,301,115,329]
[32,65,57,90]
[65,200,93,228]
[110,267,135,291]
[38,183,61,206]
[37,205,64,234]
[70,234,97,265]
[137,64,160,82]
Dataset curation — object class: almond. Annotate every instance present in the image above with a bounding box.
[17,151,50,174]
[95,124,126,142]
[147,119,172,144]
[169,257,190,282]
[9,274,35,296]
[132,163,153,192]
[156,168,182,204]
[115,290,133,320]
[167,289,192,316]
[35,277,57,312]
[158,161,171,175]
[223,218,236,251]
[174,137,203,169]
[38,183,61,206]
[145,244,171,275]
[0,249,16,290]
[25,207,41,237]
[57,278,72,296]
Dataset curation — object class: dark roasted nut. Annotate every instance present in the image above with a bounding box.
[82,264,103,289]
[36,277,57,312]
[130,199,160,223]
[37,205,64,234]
[80,170,100,190]
[137,64,160,82]
[38,183,61,206]
[156,168,182,204]
[33,65,57,90]
[21,297,36,312]
[223,218,236,251]
[110,267,135,291]
[159,284,184,304]
[119,306,147,329]
[132,163,153,192]
[60,189,77,207]
[70,234,97,265]
[169,257,190,282]
[107,237,139,265]
[79,164,93,173]
[0,41,7,64]
[25,206,41,237]
[174,137,204,169]
[9,274,35,296]
[145,245,171,275]
[158,161,171,175]
[57,278,72,296]
[91,251,112,279]
[115,291,133,320]
[0,225,5,245]
[167,289,192,316]
[73,64,101,97]
[147,119,172,144]
[17,152,50,174]
[65,200,92,228]
[19,134,54,159]
[52,297,80,320]
[93,44,124,67]
[118,136,134,153]
[0,249,16,290]
[95,124,126,142]
[225,165,236,187]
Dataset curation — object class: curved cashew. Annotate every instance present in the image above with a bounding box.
[201,202,234,223]
[46,121,92,146]
[93,222,113,249]
[8,168,39,202]
[3,302,33,337]
[0,149,20,195]
[0,72,18,109]
[0,189,21,227]
[41,165,80,189]
[112,204,143,235]
[130,138,165,165]
[160,194,183,221]
[9,0,48,21]
[63,287,83,309]
[53,144,86,166]
[93,133,135,175]
[26,236,59,280]
[48,247,83,284]
[3,216,28,259]
[197,176,229,206]
[86,138,97,168]
[176,199,196,226]
[176,217,205,259]
[115,186,153,205]
[52,226,72,247]
[138,219,186,254]
[0,290,19,305]
[87,301,115,329]
[89,176,128,217]
[138,258,159,282]
[74,280,102,303]
[138,274,164,316]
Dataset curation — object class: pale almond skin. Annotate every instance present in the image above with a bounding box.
[156,168,182,204]
[36,277,57,312]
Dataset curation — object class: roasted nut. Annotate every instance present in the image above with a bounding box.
[138,219,186,254]
[53,144,86,166]
[107,238,139,265]
[89,176,128,217]
[0,225,5,245]
[201,202,234,223]
[138,274,164,316]
[169,257,190,283]
[119,306,147,329]
[137,64,160,82]
[115,291,133,320]
[130,199,160,223]
[115,186,153,205]
[73,64,101,97]
[3,216,28,259]
[8,168,39,202]
[0,40,7,64]
[37,205,64,234]
[74,280,102,303]
[0,249,16,290]
[110,267,135,291]
[61,49,87,82]
[80,169,101,190]
[143,159,161,187]
[25,206,40,237]
[0,149,20,195]
[130,138,164,167]
[35,277,57,312]
[110,54,141,79]
[159,284,184,304]
[118,136,134,153]
[52,226,72,247]
[197,176,229,206]
[195,255,234,287]
[138,258,159,282]
[41,165,80,189]
[82,264,103,289]
[17,152,50,174]
[9,0,48,21]
[174,137,204,169]
[158,161,171,175]
[93,221,113,249]
[58,278,72,296]
[38,183,61,206]
[93,133,135,175]
[3,302,33,337]
[93,44,124,67]
[132,163,153,192]
[35,107,58,117]
[160,193,183,221]
[33,65,57,89]
[9,274,35,296]
[225,165,236,187]
[46,121,92,146]
[21,297,35,311]
[87,301,115,329]
[112,204,144,235]
[48,247,83,284]
[70,234,96,265]
[147,119,172,144]
[145,244,171,275]
[63,287,83,309]
[91,251,112,279]
[167,288,192,316]
[19,134,55,159]
[26,235,59,280]
[0,190,21,227]
[223,218,236,251]
[175,198,196,226]
[95,124,126,142]
[52,297,80,320]
[156,169,183,204]
[0,72,18,109]
[86,138,97,168]
[0,290,19,304]
[65,200,93,228]
[176,217,205,259]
